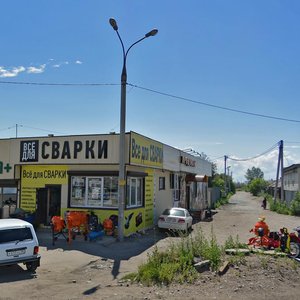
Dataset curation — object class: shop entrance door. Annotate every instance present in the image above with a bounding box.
[36,188,47,225]
[36,186,61,225]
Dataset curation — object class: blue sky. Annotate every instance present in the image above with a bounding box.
[1,0,300,181]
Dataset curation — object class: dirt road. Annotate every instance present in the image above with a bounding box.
[1,191,300,299]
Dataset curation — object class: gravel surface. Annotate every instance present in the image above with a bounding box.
[1,191,300,300]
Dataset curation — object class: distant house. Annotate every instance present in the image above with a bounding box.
[267,179,281,200]
[283,164,300,204]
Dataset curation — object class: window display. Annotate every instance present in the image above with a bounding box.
[70,175,143,209]
[70,176,118,208]
[103,177,118,207]
[71,176,85,206]
[87,178,102,207]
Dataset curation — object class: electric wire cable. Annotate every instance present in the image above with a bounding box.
[127,83,300,124]
[227,141,279,162]
[21,125,66,135]
[0,81,119,86]
[1,80,300,123]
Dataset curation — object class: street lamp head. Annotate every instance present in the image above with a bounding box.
[145,29,158,38]
[109,18,118,31]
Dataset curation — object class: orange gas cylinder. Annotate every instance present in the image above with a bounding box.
[103,218,114,236]
[51,216,65,232]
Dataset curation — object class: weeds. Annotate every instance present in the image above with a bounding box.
[224,234,247,250]
[123,227,223,285]
[224,235,248,265]
[259,255,269,269]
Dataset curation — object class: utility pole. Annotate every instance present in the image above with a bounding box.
[274,140,284,202]
[280,140,284,202]
[224,155,227,196]
[227,166,231,193]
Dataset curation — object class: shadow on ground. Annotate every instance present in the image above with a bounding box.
[0,264,37,283]
[36,227,166,279]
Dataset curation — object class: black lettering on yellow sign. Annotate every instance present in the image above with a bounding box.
[41,140,108,160]
[131,138,163,165]
[22,169,67,180]
[20,187,36,212]
[144,171,154,227]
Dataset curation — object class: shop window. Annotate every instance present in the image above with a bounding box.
[126,177,143,208]
[87,178,102,207]
[70,176,118,208]
[103,177,118,208]
[159,177,165,190]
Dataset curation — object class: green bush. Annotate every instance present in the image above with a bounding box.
[213,192,233,209]
[290,192,300,216]
[248,178,268,196]
[268,196,291,215]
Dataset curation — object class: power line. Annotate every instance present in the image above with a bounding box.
[227,141,279,162]
[0,81,119,87]
[21,125,66,135]
[0,124,66,135]
[1,80,300,123]
[128,83,300,124]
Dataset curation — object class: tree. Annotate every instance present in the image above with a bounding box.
[248,178,267,196]
[245,167,264,182]
[212,174,225,191]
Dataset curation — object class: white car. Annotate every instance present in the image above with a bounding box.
[157,208,193,232]
[0,218,41,272]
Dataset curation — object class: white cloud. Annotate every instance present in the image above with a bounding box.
[27,64,46,74]
[0,59,82,77]
[0,66,26,77]
[215,148,300,183]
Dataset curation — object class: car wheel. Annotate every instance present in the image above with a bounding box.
[290,242,300,258]
[158,227,164,233]
[26,262,38,272]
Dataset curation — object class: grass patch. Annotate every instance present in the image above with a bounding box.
[224,234,248,250]
[214,193,233,208]
[124,228,223,285]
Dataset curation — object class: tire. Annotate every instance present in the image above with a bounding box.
[26,262,38,272]
[289,242,300,258]
[158,227,164,233]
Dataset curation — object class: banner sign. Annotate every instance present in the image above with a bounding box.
[21,165,69,188]
[130,132,163,168]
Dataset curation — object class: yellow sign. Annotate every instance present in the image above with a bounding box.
[130,132,163,168]
[22,165,69,188]
[20,187,36,212]
[144,169,154,227]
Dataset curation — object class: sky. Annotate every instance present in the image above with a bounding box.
[1,0,300,182]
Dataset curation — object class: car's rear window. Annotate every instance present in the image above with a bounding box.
[0,228,33,244]
[162,209,185,217]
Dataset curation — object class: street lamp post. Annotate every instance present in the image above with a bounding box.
[109,18,158,242]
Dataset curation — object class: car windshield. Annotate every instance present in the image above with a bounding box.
[0,227,33,244]
[162,209,185,217]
